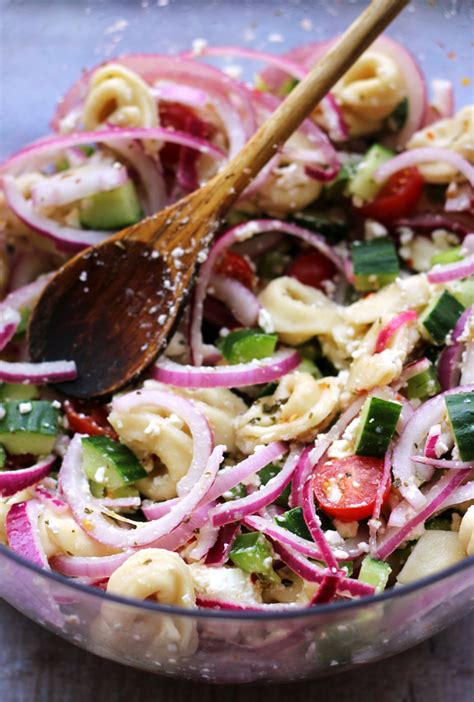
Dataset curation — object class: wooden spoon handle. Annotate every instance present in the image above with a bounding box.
[207,0,410,210]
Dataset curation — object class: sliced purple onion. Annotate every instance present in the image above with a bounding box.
[205,522,240,567]
[30,164,128,208]
[428,254,474,284]
[0,275,53,349]
[244,514,324,561]
[0,307,21,351]
[289,446,312,509]
[375,147,474,187]
[34,485,68,514]
[411,455,474,470]
[209,274,260,327]
[186,520,219,561]
[438,306,473,390]
[153,350,300,389]
[369,450,393,554]
[6,499,49,569]
[210,448,301,527]
[309,574,339,605]
[0,456,56,497]
[0,359,77,384]
[151,502,214,551]
[301,478,339,570]
[51,551,132,579]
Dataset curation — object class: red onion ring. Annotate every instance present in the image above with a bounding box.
[205,522,240,567]
[153,350,301,389]
[151,502,214,552]
[411,455,474,470]
[301,478,340,570]
[427,254,474,284]
[34,485,69,514]
[289,446,312,509]
[375,147,474,188]
[209,448,301,527]
[424,427,442,459]
[186,519,220,561]
[424,79,454,125]
[0,307,21,352]
[51,551,132,579]
[309,574,339,605]
[190,218,345,365]
[209,273,260,327]
[438,306,473,390]
[0,359,76,383]
[0,274,52,349]
[244,513,324,561]
[30,164,128,209]
[375,310,418,354]
[0,456,56,497]
[369,449,392,554]
[6,499,49,569]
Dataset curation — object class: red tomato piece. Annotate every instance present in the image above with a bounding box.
[214,251,254,289]
[313,455,390,521]
[64,400,117,439]
[359,167,424,222]
[286,250,337,290]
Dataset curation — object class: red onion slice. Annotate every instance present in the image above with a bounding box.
[438,306,473,390]
[6,499,49,569]
[209,448,301,527]
[411,455,474,470]
[59,434,223,549]
[375,147,474,187]
[289,446,312,509]
[392,385,474,509]
[0,455,56,497]
[34,485,69,514]
[51,551,132,579]
[0,359,76,383]
[301,478,340,570]
[393,358,431,391]
[424,79,454,124]
[186,519,220,561]
[369,449,392,554]
[0,307,21,352]
[243,514,324,561]
[424,427,442,459]
[30,164,128,208]
[151,502,214,552]
[153,350,301,389]
[427,254,474,284]
[376,468,471,560]
[209,274,260,327]
[309,574,339,605]
[190,218,345,365]
[205,522,240,567]
[111,389,214,497]
[375,310,417,354]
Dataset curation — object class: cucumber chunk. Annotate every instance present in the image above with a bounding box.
[451,277,474,308]
[405,365,440,401]
[81,436,147,489]
[420,290,465,345]
[445,392,474,461]
[79,180,143,230]
[351,237,399,292]
[431,246,463,266]
[0,401,59,455]
[229,532,279,582]
[0,383,39,402]
[0,445,5,468]
[355,396,402,458]
[358,556,391,593]
[348,144,395,202]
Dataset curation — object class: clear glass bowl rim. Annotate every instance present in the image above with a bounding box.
[2,543,473,621]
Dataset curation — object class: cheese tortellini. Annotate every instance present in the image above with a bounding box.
[38,507,117,558]
[331,50,406,137]
[397,530,466,585]
[258,276,344,345]
[235,371,340,453]
[82,64,158,131]
[109,383,246,501]
[407,106,474,183]
[458,505,474,557]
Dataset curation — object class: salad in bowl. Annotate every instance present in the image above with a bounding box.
[0,34,473,640]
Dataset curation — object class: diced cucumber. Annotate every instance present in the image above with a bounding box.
[405,365,440,401]
[90,482,140,500]
[358,556,391,593]
[79,180,143,230]
[290,207,349,243]
[445,392,474,461]
[348,144,395,202]
[420,290,465,345]
[217,328,277,364]
[0,383,39,402]
[351,237,399,292]
[298,358,322,379]
[0,445,5,468]
[229,531,279,582]
[275,507,312,540]
[355,396,402,458]
[451,277,474,308]
[0,401,59,455]
[323,164,357,203]
[81,436,147,489]
[431,246,463,266]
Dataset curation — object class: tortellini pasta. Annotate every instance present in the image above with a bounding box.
[407,106,474,183]
[82,64,158,131]
[345,274,433,325]
[262,567,317,605]
[330,50,406,137]
[93,549,197,661]
[109,383,246,500]
[396,530,466,585]
[458,505,474,557]
[258,276,344,345]
[38,507,117,558]
[235,371,340,453]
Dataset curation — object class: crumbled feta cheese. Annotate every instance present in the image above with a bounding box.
[188,564,262,604]
[192,38,208,55]
[364,219,387,240]
[258,308,275,333]
[19,402,32,414]
[94,466,107,483]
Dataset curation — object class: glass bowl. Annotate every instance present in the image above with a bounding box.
[1,0,473,684]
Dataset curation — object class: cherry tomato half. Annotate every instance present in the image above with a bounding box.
[358,167,424,222]
[214,251,254,289]
[313,455,390,521]
[64,400,117,439]
[286,250,337,290]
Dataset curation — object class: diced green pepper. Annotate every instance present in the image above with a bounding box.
[229,531,279,582]
[259,463,290,509]
[217,328,277,364]
[275,507,312,540]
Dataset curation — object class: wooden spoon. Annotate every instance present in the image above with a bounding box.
[29,0,409,398]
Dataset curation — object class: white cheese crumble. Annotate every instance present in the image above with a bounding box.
[19,402,32,414]
[258,308,275,333]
